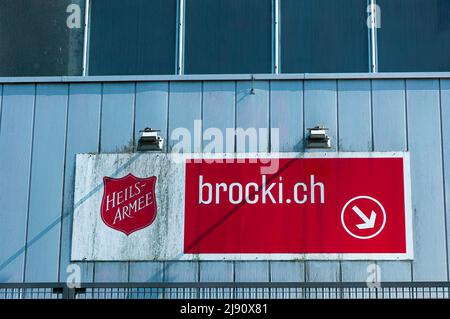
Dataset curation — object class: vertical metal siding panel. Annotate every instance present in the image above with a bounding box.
[269,80,305,282]
[133,82,169,148]
[200,81,235,282]
[303,80,340,282]
[166,82,202,282]
[306,261,340,282]
[439,80,450,279]
[337,80,371,151]
[94,263,129,282]
[341,262,371,284]
[24,84,68,282]
[0,84,2,132]
[129,262,163,282]
[200,262,234,282]
[168,82,202,152]
[235,81,270,282]
[407,79,447,281]
[270,262,305,282]
[129,82,169,282]
[234,262,269,298]
[0,84,35,282]
[372,80,408,152]
[94,82,135,282]
[270,81,304,151]
[372,79,411,281]
[236,81,270,152]
[304,80,338,151]
[164,262,199,282]
[235,262,270,282]
[338,80,372,282]
[100,83,135,152]
[60,84,101,283]
[202,81,235,151]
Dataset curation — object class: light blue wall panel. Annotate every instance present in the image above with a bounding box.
[129,262,163,282]
[372,80,408,152]
[130,82,169,282]
[95,82,135,282]
[305,261,340,282]
[163,261,199,298]
[100,83,135,152]
[269,80,304,282]
[337,80,372,282]
[94,262,129,282]
[304,80,338,152]
[270,262,305,282]
[439,79,450,279]
[164,262,199,282]
[372,79,411,282]
[59,84,101,283]
[340,262,371,282]
[202,81,235,153]
[24,84,68,282]
[0,85,2,131]
[235,262,269,282]
[167,82,202,281]
[235,81,270,281]
[303,80,340,282]
[235,261,269,298]
[200,81,235,282]
[128,262,164,298]
[407,79,447,281]
[337,80,371,151]
[134,82,169,151]
[168,82,202,153]
[199,262,234,298]
[200,262,234,282]
[270,81,303,152]
[0,84,35,282]
[236,81,269,152]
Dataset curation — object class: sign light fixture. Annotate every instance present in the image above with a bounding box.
[137,128,164,152]
[306,125,331,149]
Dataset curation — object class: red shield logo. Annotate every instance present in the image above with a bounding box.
[101,173,157,236]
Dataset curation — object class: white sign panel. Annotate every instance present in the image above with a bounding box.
[71,152,413,261]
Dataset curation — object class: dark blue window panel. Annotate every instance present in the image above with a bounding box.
[89,0,177,75]
[185,0,272,74]
[0,0,84,76]
[281,0,369,73]
[378,0,450,72]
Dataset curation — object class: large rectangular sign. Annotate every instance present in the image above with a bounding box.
[71,152,413,261]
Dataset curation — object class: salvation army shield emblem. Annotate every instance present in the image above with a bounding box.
[100,173,157,236]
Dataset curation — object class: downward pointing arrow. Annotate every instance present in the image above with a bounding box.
[352,205,377,229]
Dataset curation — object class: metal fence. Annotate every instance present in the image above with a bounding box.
[1,282,449,299]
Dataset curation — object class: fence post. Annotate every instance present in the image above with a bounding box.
[62,286,77,299]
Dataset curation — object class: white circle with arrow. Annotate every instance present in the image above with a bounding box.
[341,196,386,240]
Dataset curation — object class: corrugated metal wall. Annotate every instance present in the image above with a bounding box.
[0,76,449,283]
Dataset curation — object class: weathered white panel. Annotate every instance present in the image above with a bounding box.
[72,153,181,261]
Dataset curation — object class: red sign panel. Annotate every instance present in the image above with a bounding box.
[184,155,412,258]
[101,173,157,236]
